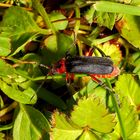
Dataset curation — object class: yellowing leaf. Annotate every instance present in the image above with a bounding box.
[71,96,116,133]
[97,41,122,65]
[129,121,140,140]
[51,111,83,140]
[115,74,140,106]
[78,130,101,140]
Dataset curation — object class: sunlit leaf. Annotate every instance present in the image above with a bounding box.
[0,95,4,109]
[13,104,50,140]
[131,0,140,5]
[97,41,122,65]
[110,97,138,139]
[0,37,11,56]
[85,2,119,29]
[129,121,140,140]
[73,80,99,99]
[78,130,101,140]
[51,111,83,140]
[49,12,68,30]
[0,132,5,140]
[71,96,116,133]
[0,79,37,104]
[0,59,15,77]
[115,74,140,106]
[73,80,107,105]
[0,7,40,36]
[16,53,42,78]
[95,11,116,30]
[43,32,75,64]
[84,5,95,24]
[44,34,57,53]
[116,15,140,49]
[129,52,140,79]
[120,98,138,137]
[129,51,140,66]
[0,6,45,55]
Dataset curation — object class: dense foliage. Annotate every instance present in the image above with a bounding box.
[0,0,140,140]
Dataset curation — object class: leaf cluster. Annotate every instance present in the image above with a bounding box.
[0,0,140,140]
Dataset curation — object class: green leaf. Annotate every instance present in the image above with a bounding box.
[71,96,116,133]
[0,6,40,36]
[129,52,140,66]
[73,80,107,105]
[110,97,138,139]
[73,80,99,99]
[84,6,95,24]
[25,81,67,110]
[95,11,116,30]
[78,130,101,140]
[129,121,140,140]
[0,37,11,56]
[43,32,75,64]
[0,6,44,55]
[13,104,50,140]
[49,12,68,30]
[0,79,37,104]
[16,53,42,78]
[133,63,140,79]
[94,1,140,16]
[115,74,140,106]
[51,111,83,140]
[0,95,4,109]
[129,52,140,79]
[0,59,15,77]
[10,32,38,56]
[0,132,5,140]
[120,98,138,137]
[0,123,13,131]
[115,15,140,49]
[131,0,140,5]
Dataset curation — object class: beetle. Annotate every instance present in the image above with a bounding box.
[65,56,113,74]
[52,55,120,80]
[36,48,120,94]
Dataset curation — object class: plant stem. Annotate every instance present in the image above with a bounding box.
[74,5,80,38]
[0,102,18,117]
[78,33,119,47]
[105,79,127,140]
[92,33,119,45]
[32,0,56,34]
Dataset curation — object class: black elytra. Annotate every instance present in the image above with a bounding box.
[65,56,114,74]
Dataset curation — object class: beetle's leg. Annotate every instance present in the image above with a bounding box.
[87,47,107,57]
[89,74,113,92]
[89,74,103,85]
[66,73,75,84]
